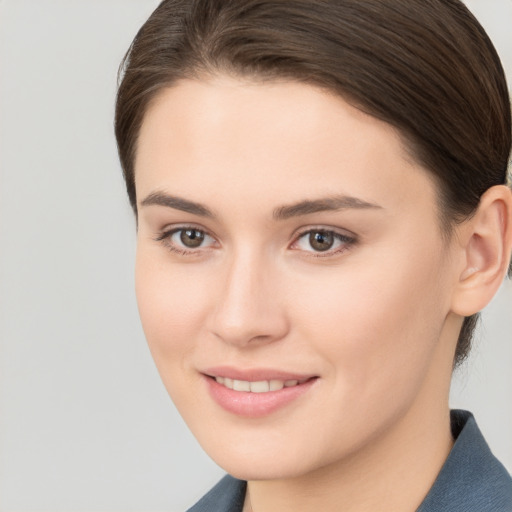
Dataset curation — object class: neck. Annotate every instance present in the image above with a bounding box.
[245,404,453,512]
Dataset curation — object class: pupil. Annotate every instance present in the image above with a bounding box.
[310,231,333,251]
[181,229,204,248]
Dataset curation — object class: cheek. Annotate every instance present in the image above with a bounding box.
[289,245,448,403]
[134,249,210,365]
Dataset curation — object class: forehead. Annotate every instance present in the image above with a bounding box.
[135,76,437,217]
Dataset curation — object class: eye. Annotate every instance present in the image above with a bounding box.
[292,228,355,255]
[176,228,206,248]
[156,226,217,253]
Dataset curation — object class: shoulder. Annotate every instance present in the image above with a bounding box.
[418,410,512,512]
[187,475,246,512]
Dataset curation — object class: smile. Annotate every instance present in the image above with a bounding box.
[213,376,309,393]
[204,371,318,417]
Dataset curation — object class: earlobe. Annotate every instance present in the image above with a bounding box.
[451,185,512,317]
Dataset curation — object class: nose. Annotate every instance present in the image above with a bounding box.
[206,250,289,347]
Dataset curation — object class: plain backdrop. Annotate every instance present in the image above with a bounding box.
[0,1,510,511]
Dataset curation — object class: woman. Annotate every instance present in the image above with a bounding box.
[115,1,512,510]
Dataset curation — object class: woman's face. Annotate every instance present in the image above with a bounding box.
[134,76,460,480]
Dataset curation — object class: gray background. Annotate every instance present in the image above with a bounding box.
[0,1,510,510]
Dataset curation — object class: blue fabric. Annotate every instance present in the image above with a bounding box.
[187,475,246,512]
[187,410,512,511]
[416,410,512,511]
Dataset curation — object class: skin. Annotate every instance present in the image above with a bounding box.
[133,76,510,512]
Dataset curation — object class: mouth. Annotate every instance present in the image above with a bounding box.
[202,368,318,417]
[209,375,312,393]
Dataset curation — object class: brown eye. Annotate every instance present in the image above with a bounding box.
[292,228,355,256]
[180,229,205,248]
[309,231,334,251]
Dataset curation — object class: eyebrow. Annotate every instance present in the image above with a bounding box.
[140,191,382,220]
[140,191,214,218]
[273,195,382,220]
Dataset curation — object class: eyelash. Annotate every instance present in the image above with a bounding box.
[154,225,357,258]
[291,228,357,258]
[154,225,217,256]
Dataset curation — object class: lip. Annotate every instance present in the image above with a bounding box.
[202,366,318,418]
[203,366,314,382]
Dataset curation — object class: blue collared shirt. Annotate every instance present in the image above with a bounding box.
[187,410,512,511]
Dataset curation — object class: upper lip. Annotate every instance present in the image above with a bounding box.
[202,366,317,382]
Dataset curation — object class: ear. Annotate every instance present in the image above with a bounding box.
[451,185,512,317]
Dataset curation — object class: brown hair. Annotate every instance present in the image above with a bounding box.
[115,0,512,366]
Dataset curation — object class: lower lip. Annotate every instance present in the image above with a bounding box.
[205,376,317,418]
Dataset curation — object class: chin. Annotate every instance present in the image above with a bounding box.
[195,431,332,482]
[217,456,315,482]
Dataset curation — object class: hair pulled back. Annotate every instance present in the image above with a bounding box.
[115,0,512,366]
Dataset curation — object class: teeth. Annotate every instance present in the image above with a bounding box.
[214,376,305,393]
[250,381,270,393]
[233,379,251,392]
[269,380,284,391]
